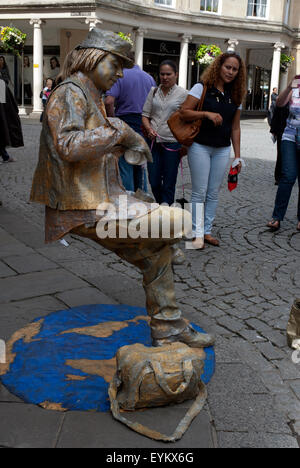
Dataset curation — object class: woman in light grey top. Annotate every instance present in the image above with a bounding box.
[142,60,187,205]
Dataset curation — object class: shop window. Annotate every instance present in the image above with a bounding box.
[247,0,268,18]
[200,0,219,13]
[154,0,175,7]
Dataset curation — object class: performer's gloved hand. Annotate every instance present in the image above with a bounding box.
[124,131,152,166]
[108,117,152,165]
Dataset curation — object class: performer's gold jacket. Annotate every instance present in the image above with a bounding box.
[30,71,149,214]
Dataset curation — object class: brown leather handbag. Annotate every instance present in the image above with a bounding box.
[167,84,207,147]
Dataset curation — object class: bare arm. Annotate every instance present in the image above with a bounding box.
[231,109,242,173]
[104,95,115,117]
[180,95,223,126]
[277,80,294,107]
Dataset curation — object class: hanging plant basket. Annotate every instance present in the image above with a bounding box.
[280,53,295,73]
[0,26,27,57]
[196,44,222,68]
[117,32,133,46]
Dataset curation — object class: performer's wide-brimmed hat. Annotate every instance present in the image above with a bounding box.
[76,28,134,69]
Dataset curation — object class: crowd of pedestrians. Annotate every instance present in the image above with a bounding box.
[1,44,300,240]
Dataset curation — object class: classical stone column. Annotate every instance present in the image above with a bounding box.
[134,28,146,70]
[85,17,102,31]
[227,39,239,53]
[296,44,300,75]
[30,19,44,115]
[179,34,192,89]
[270,42,285,104]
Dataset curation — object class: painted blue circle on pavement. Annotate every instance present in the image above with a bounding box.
[0,304,215,412]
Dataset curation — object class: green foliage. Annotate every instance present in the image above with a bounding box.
[0,26,26,56]
[280,53,295,73]
[196,44,222,67]
[117,32,133,46]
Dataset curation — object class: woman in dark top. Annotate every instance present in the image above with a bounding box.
[0,79,23,163]
[180,53,246,249]
[0,56,11,85]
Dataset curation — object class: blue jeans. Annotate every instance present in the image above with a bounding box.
[118,114,147,193]
[147,141,181,205]
[272,140,300,221]
[188,142,231,236]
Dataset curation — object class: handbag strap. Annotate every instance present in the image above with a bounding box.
[108,372,207,443]
[150,359,194,396]
[196,84,207,112]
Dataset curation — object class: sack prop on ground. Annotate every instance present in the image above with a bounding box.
[287,298,300,350]
[108,342,207,442]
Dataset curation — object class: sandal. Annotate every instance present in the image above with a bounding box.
[267,219,280,231]
[204,235,220,247]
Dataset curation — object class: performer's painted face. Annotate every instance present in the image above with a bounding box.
[89,54,124,91]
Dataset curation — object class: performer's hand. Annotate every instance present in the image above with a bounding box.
[125,131,153,164]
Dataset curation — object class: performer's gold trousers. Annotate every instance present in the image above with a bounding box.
[71,206,192,341]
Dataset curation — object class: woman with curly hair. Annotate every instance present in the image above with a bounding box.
[180,52,246,249]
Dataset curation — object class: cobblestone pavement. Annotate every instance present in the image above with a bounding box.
[0,118,300,448]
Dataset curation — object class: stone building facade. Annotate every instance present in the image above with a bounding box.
[0,0,299,115]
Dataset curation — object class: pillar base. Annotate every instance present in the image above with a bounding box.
[29,110,43,119]
[18,106,29,116]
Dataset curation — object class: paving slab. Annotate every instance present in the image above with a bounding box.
[208,392,292,434]
[0,260,16,278]
[0,295,66,340]
[55,287,118,308]
[0,402,64,448]
[217,431,299,449]
[4,253,58,274]
[0,269,89,304]
[57,406,214,449]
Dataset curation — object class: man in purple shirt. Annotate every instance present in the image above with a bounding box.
[105,61,156,192]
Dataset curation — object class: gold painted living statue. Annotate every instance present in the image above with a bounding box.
[30,28,215,349]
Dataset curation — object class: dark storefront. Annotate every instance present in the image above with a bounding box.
[143,38,198,87]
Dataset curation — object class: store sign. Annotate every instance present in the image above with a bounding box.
[70,12,90,16]
[144,39,180,56]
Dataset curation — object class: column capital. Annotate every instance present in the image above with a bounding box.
[274,42,285,51]
[30,18,45,27]
[179,34,192,43]
[227,39,239,52]
[85,17,102,31]
[133,27,147,37]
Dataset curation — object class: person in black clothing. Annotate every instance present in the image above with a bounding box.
[0,56,11,85]
[0,78,24,163]
[270,103,290,185]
